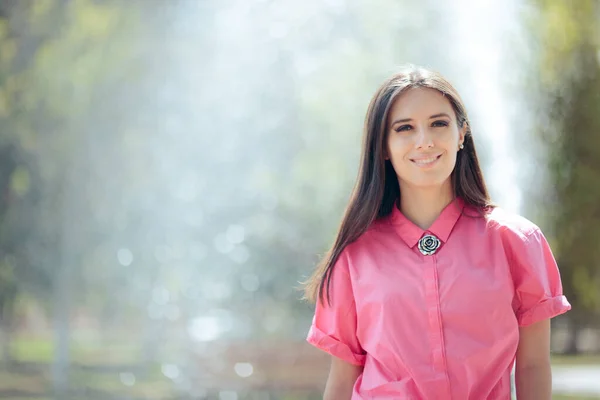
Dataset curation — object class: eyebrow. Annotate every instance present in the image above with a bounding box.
[390,113,452,125]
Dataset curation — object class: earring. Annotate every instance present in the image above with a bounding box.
[459,144,464,150]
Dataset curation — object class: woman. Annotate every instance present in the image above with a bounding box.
[302,65,571,399]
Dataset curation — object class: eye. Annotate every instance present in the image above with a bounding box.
[395,124,412,132]
[432,120,449,127]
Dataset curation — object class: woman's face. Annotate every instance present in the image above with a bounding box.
[386,87,466,192]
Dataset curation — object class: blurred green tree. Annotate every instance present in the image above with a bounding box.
[0,0,154,393]
[529,0,600,353]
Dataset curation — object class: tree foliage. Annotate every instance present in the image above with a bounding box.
[528,0,600,349]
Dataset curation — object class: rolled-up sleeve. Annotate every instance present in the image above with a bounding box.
[509,228,571,327]
[306,251,366,366]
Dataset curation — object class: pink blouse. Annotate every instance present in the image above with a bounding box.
[307,198,571,399]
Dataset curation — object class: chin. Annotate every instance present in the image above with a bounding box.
[403,176,453,190]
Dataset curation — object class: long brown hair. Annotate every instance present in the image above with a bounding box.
[302,65,492,306]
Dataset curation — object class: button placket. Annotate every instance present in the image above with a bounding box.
[423,254,443,369]
[420,243,452,396]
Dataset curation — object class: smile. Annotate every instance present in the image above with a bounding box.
[411,154,442,167]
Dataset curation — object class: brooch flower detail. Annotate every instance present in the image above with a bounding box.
[418,234,441,256]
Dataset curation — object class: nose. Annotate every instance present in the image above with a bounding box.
[414,127,434,149]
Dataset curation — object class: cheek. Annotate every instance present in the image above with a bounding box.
[446,152,458,169]
[445,130,461,147]
[387,136,411,159]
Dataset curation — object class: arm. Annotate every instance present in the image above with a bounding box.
[514,318,552,400]
[323,356,363,400]
[307,252,366,398]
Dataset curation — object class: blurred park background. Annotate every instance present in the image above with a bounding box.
[0,0,599,399]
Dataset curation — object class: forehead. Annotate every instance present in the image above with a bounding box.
[388,87,454,119]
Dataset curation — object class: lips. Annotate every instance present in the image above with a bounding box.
[411,154,441,166]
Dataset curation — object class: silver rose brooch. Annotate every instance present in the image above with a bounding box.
[418,234,441,256]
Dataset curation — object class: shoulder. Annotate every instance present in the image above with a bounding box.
[347,216,394,250]
[484,207,553,268]
[485,206,541,240]
[337,216,394,269]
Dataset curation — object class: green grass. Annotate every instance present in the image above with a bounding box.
[10,336,143,364]
[552,354,600,399]
[2,336,173,399]
[3,337,599,399]
[10,337,54,362]
[3,397,53,400]
[552,354,600,366]
[0,366,174,399]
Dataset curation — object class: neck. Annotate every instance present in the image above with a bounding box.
[399,182,454,230]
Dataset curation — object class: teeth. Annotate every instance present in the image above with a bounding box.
[413,156,438,165]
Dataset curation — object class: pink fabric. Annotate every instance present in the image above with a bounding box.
[306,198,571,399]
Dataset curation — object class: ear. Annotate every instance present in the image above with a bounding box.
[458,122,467,148]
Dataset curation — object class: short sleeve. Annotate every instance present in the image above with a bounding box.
[508,228,571,327]
[306,251,366,366]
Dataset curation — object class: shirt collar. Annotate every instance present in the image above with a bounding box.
[390,197,465,248]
